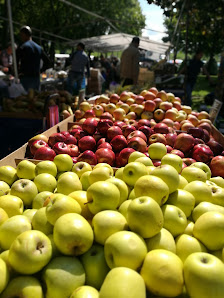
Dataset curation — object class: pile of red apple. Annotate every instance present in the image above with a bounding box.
[28,87,224,178]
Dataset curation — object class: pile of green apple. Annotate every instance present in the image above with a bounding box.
[0,148,224,297]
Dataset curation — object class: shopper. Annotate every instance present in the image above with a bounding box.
[66,42,90,98]
[16,25,51,92]
[120,36,140,87]
[0,43,14,74]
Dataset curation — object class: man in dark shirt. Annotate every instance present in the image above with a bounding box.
[16,26,51,92]
[66,42,90,97]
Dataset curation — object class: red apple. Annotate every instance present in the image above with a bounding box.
[84,109,96,118]
[60,131,71,138]
[53,142,71,155]
[93,132,103,144]
[122,125,136,138]
[100,112,113,121]
[120,91,130,102]
[97,138,106,147]
[210,156,224,177]
[77,150,97,165]
[182,158,196,166]
[166,145,173,153]
[148,133,167,145]
[71,156,78,164]
[174,133,195,153]
[107,126,123,141]
[153,123,169,134]
[127,137,147,152]
[67,144,79,157]
[144,100,156,112]
[162,118,174,127]
[197,122,212,134]
[152,159,161,167]
[135,95,145,104]
[144,91,156,101]
[110,135,128,152]
[98,142,113,150]
[70,129,86,140]
[127,130,147,143]
[192,144,214,163]
[78,136,96,152]
[187,127,204,139]
[170,149,185,158]
[202,129,210,143]
[207,139,224,156]
[34,146,56,161]
[74,109,85,120]
[97,119,113,136]
[165,133,177,147]
[30,140,49,156]
[48,133,66,148]
[117,148,136,167]
[110,93,120,104]
[154,98,163,108]
[138,126,153,139]
[137,119,151,128]
[82,118,98,135]
[126,119,138,128]
[95,148,115,166]
[194,138,205,145]
[63,134,77,145]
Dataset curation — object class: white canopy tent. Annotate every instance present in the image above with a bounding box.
[68,33,170,60]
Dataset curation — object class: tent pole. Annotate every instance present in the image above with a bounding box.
[6,0,18,80]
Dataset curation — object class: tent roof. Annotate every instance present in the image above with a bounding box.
[68,33,170,60]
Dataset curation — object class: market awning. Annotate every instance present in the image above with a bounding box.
[67,33,170,60]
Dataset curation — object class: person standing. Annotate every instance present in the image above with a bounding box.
[0,43,14,74]
[120,36,140,87]
[66,42,90,103]
[16,26,51,92]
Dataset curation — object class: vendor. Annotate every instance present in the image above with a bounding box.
[16,26,52,92]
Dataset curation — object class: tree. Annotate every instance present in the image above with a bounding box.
[0,0,145,51]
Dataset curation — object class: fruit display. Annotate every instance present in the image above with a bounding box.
[0,153,224,297]
[0,86,224,297]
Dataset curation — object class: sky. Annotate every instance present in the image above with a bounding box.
[138,0,167,42]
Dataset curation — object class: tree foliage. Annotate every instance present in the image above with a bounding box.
[0,0,145,51]
[147,0,224,56]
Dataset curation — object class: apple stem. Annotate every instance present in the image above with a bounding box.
[84,199,93,205]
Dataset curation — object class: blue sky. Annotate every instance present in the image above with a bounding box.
[138,0,166,41]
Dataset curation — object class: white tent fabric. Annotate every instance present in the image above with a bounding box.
[68,33,170,60]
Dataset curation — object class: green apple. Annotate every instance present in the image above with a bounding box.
[1,276,43,298]
[45,194,81,225]
[0,195,23,217]
[92,210,128,245]
[80,171,92,191]
[145,227,176,253]
[35,160,57,176]
[128,151,146,163]
[128,188,136,200]
[181,166,207,183]
[0,215,32,250]
[99,267,146,298]
[161,204,187,237]
[150,164,180,194]
[68,190,93,220]
[0,208,8,226]
[184,252,224,297]
[47,233,61,258]
[104,230,147,270]
[0,166,17,186]
[209,185,224,206]
[10,179,38,207]
[31,207,53,235]
[42,256,85,298]
[53,154,73,172]
[134,175,169,206]
[57,172,82,195]
[161,153,183,173]
[70,286,99,298]
[118,200,132,220]
[193,211,224,250]
[146,165,156,174]
[80,243,110,290]
[86,181,120,214]
[210,176,224,188]
[127,196,163,238]
[0,181,10,197]
[184,220,195,236]
[178,175,188,189]
[135,156,153,166]
[88,167,113,185]
[32,191,53,209]
[53,213,93,256]
[184,181,212,205]
[72,161,92,178]
[122,162,148,187]
[148,143,167,160]
[140,249,184,297]
[189,161,211,180]
[176,234,207,263]
[192,201,224,222]
[210,249,223,262]
[23,208,37,222]
[8,230,52,274]
[167,189,195,218]
[93,163,114,176]
[0,258,9,294]
[16,160,36,180]
[34,173,57,193]
[114,167,124,180]
[56,171,66,180]
[106,177,129,206]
